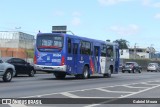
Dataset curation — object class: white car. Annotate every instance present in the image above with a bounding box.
[0,58,16,82]
[147,63,160,72]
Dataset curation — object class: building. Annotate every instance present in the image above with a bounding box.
[0,31,35,59]
[0,31,34,49]
[120,47,155,59]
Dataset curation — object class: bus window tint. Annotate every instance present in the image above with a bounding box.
[101,44,106,57]
[107,45,113,57]
[94,47,99,56]
[80,41,91,55]
[86,42,91,55]
[37,35,63,51]
[73,43,78,54]
[68,38,72,54]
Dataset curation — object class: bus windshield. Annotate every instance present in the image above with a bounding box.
[36,34,64,52]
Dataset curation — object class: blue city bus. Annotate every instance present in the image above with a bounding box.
[34,32,119,79]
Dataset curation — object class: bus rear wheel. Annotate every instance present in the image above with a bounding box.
[82,66,89,79]
[54,72,66,79]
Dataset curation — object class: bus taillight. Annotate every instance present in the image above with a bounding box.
[34,55,37,64]
[61,56,65,66]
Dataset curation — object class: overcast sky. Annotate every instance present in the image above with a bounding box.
[0,0,160,51]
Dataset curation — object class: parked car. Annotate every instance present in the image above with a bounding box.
[119,63,124,71]
[122,62,142,73]
[0,58,16,82]
[2,57,35,77]
[147,63,160,72]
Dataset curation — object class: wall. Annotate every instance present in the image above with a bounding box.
[137,52,149,59]
[0,31,35,49]
[119,49,130,59]
[0,31,35,59]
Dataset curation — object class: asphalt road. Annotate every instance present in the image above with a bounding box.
[1,71,160,107]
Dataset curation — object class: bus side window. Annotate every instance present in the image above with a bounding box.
[101,44,106,57]
[95,48,99,56]
[68,38,72,54]
[86,42,91,55]
[107,45,113,57]
[80,41,84,54]
[80,41,91,55]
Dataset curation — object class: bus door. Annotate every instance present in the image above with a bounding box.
[114,46,119,74]
[66,38,74,74]
[78,41,92,74]
[106,45,114,74]
[72,42,79,74]
[100,44,106,74]
[94,46,100,73]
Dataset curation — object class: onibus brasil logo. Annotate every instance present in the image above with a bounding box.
[2,99,42,105]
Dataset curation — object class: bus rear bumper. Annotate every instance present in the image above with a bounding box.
[34,64,67,72]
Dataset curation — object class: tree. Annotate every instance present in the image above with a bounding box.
[113,39,129,49]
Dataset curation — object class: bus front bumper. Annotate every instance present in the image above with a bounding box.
[34,64,67,72]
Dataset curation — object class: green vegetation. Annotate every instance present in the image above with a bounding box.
[26,49,34,58]
[114,39,129,49]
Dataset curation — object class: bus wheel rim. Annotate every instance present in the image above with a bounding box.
[84,69,88,78]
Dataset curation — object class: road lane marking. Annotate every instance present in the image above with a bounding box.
[120,84,160,98]
[141,82,160,85]
[61,92,118,98]
[122,85,148,88]
[8,104,27,107]
[21,83,147,98]
[95,88,133,94]
[85,84,160,107]
[84,82,160,107]
[22,80,159,98]
[61,92,80,98]
[20,80,160,107]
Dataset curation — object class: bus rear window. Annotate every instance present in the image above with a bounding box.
[37,34,64,52]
